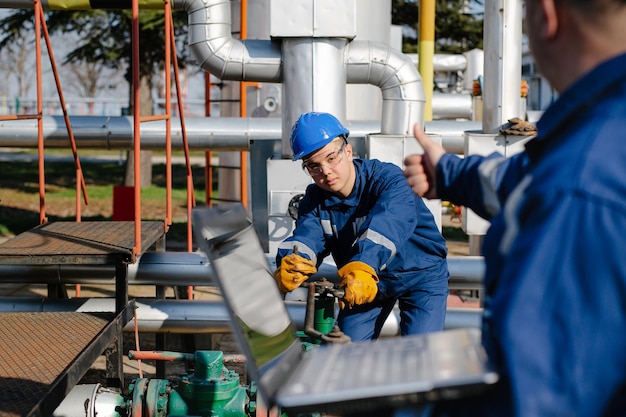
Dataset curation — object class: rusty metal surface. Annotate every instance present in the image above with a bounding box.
[0,221,164,265]
[0,312,110,417]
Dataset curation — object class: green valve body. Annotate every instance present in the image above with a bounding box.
[173,351,249,417]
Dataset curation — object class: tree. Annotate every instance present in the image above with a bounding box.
[0,26,35,107]
[392,0,484,54]
[0,8,190,187]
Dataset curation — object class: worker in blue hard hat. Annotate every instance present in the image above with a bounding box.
[274,111,450,341]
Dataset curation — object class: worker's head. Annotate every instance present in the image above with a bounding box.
[524,0,626,92]
[290,112,355,198]
[290,112,350,160]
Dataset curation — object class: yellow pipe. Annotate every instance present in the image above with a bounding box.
[418,0,435,122]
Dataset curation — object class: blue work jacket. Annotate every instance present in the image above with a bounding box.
[435,53,626,416]
[277,158,448,296]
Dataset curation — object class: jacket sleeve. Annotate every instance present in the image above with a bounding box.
[436,151,530,220]
[349,165,422,272]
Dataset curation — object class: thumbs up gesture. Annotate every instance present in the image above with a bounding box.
[403,124,446,199]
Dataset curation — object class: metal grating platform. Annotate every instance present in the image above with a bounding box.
[0,222,164,415]
[0,221,165,265]
[0,312,112,417]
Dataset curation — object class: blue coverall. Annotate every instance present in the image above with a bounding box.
[276,158,449,341]
[434,53,626,416]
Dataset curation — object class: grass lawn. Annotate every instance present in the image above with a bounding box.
[0,151,210,244]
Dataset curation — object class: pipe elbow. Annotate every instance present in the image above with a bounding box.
[178,0,282,82]
[346,40,424,102]
[346,40,425,135]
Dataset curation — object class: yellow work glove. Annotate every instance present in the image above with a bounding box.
[337,261,379,309]
[273,253,317,293]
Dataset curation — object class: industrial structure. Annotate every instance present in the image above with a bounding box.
[0,0,531,415]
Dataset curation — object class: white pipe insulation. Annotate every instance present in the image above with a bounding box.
[171,0,426,147]
[0,116,480,154]
[0,297,482,334]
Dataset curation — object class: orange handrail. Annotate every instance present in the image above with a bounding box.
[34,0,46,225]
[38,4,89,218]
[239,0,248,209]
[164,0,173,228]
[131,0,142,254]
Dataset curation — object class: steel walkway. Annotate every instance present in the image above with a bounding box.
[0,221,164,417]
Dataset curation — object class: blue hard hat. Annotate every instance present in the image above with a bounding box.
[290,112,350,161]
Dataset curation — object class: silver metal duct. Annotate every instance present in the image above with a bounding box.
[345,40,425,136]
[0,116,478,153]
[0,297,482,334]
[482,0,523,132]
[172,0,283,82]
[432,92,473,120]
[0,252,216,286]
[0,253,484,288]
[280,38,349,156]
[172,0,425,152]
[52,384,124,417]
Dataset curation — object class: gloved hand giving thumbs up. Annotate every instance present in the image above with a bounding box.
[273,252,317,293]
[403,124,446,199]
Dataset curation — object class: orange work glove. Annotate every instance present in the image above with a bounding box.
[273,253,317,293]
[337,261,379,309]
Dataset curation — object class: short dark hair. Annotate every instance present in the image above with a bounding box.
[565,0,626,15]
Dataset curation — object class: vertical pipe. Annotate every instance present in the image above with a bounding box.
[418,0,435,122]
[482,0,522,133]
[132,0,142,253]
[281,38,348,157]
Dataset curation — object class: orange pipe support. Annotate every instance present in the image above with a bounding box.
[38,6,89,217]
[164,1,173,228]
[139,114,170,122]
[167,7,196,299]
[239,0,248,209]
[34,1,46,225]
[0,114,41,121]
[132,0,142,254]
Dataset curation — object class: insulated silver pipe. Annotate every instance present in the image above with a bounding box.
[0,252,215,286]
[482,0,523,132]
[0,116,476,153]
[281,38,349,157]
[346,41,425,136]
[0,254,483,288]
[52,384,124,417]
[0,297,481,334]
[172,0,282,82]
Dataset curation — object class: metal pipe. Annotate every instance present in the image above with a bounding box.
[52,384,125,417]
[431,93,473,121]
[281,38,349,156]
[0,297,481,335]
[345,40,425,136]
[0,252,215,286]
[172,0,282,82]
[482,0,523,132]
[0,116,478,153]
[172,0,426,146]
[0,253,484,288]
